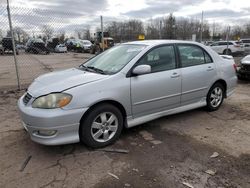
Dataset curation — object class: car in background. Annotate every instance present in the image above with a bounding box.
[241,39,250,54]
[0,44,3,55]
[210,41,244,56]
[18,40,237,148]
[237,55,250,79]
[79,40,92,52]
[65,39,92,53]
[26,38,50,54]
[1,37,19,55]
[55,44,67,53]
[16,44,26,50]
[47,38,60,52]
[65,39,77,51]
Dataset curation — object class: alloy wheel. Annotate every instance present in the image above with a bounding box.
[91,112,118,143]
[210,87,223,108]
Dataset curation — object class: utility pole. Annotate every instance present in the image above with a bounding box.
[226,26,231,55]
[212,21,215,41]
[7,0,20,90]
[200,11,203,43]
[159,20,162,39]
[100,15,104,52]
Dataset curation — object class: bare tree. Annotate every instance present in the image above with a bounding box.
[58,31,65,43]
[12,27,29,43]
[162,13,176,39]
[41,25,54,40]
[244,24,250,38]
[83,26,91,40]
[75,29,83,39]
[145,19,161,39]
[105,20,144,42]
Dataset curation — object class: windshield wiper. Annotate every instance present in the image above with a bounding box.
[85,66,107,75]
[79,64,107,75]
[79,64,91,71]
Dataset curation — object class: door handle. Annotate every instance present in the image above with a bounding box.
[171,72,180,78]
[206,66,214,71]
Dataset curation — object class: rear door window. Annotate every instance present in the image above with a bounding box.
[177,45,213,67]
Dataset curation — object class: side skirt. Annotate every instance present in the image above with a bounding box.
[127,101,207,128]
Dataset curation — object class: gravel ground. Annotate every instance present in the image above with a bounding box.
[0,80,249,188]
[0,52,93,90]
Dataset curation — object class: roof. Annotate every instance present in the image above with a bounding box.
[124,40,202,46]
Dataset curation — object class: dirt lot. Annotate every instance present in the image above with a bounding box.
[0,52,93,90]
[0,53,250,187]
[0,82,250,187]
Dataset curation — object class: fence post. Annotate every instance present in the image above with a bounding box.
[7,0,21,90]
[101,15,104,52]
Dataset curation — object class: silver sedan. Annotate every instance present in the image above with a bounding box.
[18,40,237,148]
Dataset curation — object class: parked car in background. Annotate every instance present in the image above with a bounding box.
[18,40,237,148]
[210,41,244,56]
[47,38,60,52]
[65,39,92,53]
[1,37,19,55]
[26,38,50,54]
[65,39,77,51]
[241,39,250,54]
[55,44,67,53]
[79,40,92,52]
[16,44,26,50]
[237,55,250,79]
[0,44,3,55]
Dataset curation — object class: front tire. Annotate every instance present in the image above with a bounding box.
[223,49,231,55]
[206,83,225,111]
[80,104,123,148]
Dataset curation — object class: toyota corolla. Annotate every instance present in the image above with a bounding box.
[18,40,237,148]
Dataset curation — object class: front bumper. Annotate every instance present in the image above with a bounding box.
[237,68,250,78]
[18,95,88,145]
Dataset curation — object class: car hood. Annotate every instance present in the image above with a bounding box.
[28,68,108,97]
[83,44,92,47]
[241,56,250,65]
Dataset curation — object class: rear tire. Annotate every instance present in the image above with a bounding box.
[80,104,123,148]
[206,83,225,111]
[223,49,232,55]
[237,75,244,80]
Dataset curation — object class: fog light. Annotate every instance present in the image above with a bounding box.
[36,130,57,136]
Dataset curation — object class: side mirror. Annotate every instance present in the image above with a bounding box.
[132,65,151,76]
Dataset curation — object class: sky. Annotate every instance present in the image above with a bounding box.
[0,0,250,35]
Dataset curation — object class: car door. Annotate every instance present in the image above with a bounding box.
[210,42,220,53]
[130,45,181,118]
[177,44,217,106]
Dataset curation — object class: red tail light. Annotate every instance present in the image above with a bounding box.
[233,64,237,72]
[234,44,240,47]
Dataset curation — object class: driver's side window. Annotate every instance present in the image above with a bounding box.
[137,45,176,73]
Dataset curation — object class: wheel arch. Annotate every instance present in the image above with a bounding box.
[210,79,227,98]
[79,100,127,135]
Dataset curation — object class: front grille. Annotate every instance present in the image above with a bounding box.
[23,93,32,105]
[243,65,250,71]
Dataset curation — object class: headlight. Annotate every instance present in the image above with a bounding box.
[32,93,72,109]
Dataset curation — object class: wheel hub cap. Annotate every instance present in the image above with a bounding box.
[91,112,118,143]
[210,87,223,108]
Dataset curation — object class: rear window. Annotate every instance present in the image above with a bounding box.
[219,42,233,45]
[241,40,250,43]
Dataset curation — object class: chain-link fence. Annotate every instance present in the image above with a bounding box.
[0,4,95,91]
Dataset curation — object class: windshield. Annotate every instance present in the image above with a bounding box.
[80,44,146,74]
[33,39,44,43]
[82,41,91,45]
